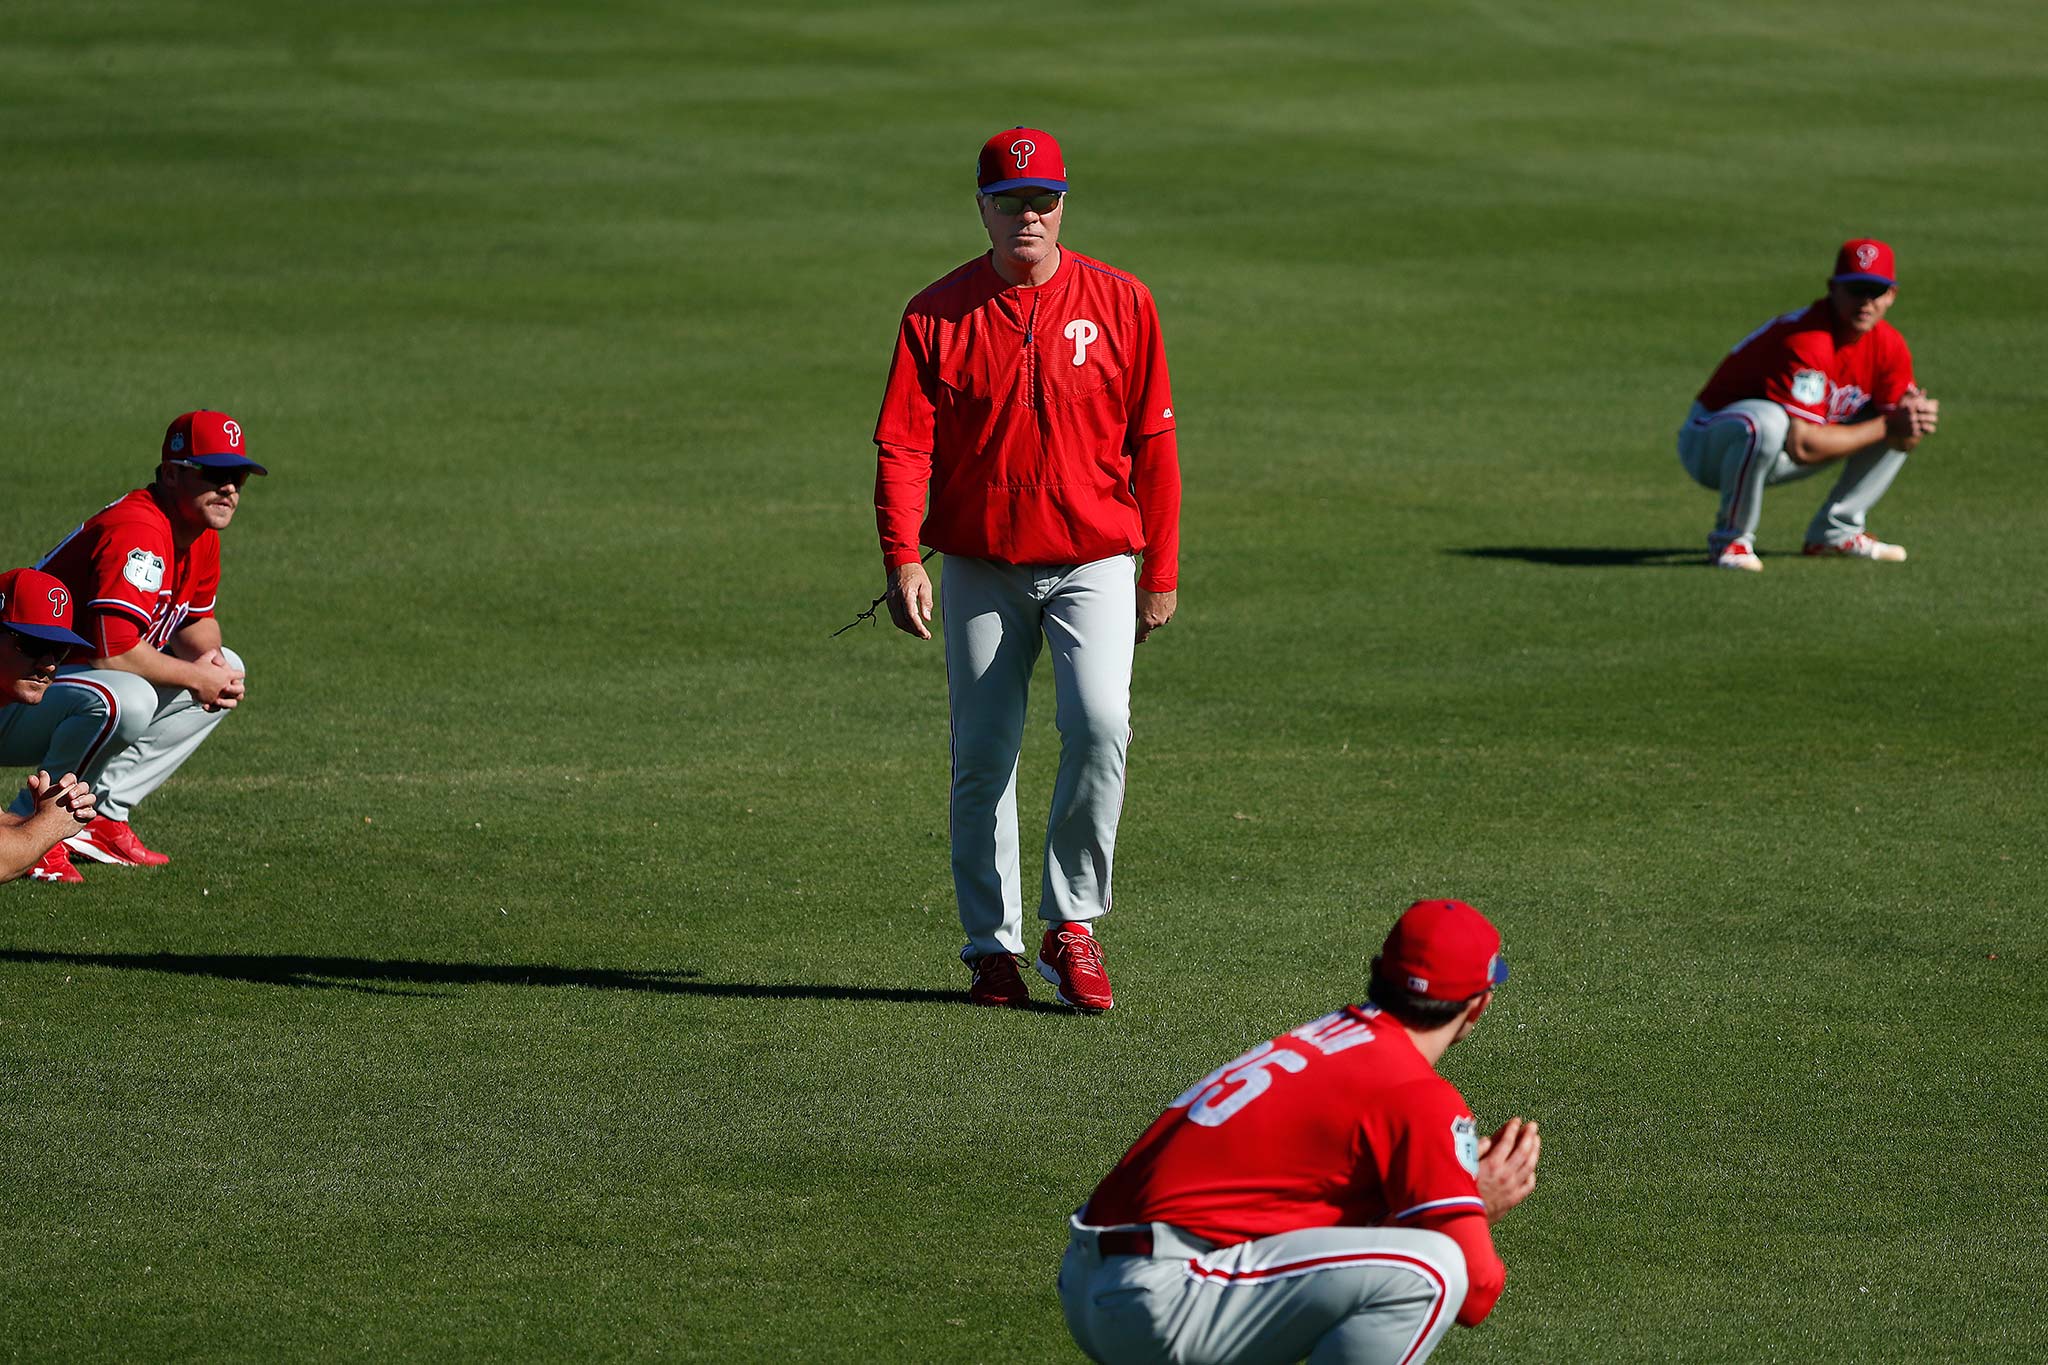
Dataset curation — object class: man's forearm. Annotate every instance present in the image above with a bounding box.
[93,640,210,691]
[0,812,69,883]
[170,617,223,661]
[1786,413,1889,465]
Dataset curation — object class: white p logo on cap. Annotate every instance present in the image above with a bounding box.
[1009,138,1035,171]
[1856,243,1879,270]
[48,585,68,616]
[223,420,242,447]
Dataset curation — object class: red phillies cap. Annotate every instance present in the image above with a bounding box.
[978,127,1067,194]
[1831,238,1896,288]
[0,567,93,652]
[1373,899,1510,1002]
[163,410,268,475]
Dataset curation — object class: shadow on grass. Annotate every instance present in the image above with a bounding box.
[1451,546,1701,568]
[0,948,1075,1013]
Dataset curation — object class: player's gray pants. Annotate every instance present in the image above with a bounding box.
[1059,1218,1468,1365]
[2,649,243,822]
[941,554,1135,962]
[1677,400,1909,554]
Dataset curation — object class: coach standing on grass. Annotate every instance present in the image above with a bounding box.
[1058,899,1540,1365]
[872,126,1182,1014]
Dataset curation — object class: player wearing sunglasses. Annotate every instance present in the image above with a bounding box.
[8,411,267,882]
[871,127,1182,1011]
[1677,239,1940,570]
[0,568,100,881]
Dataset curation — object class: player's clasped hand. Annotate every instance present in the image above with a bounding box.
[26,769,97,834]
[1885,384,1940,449]
[886,562,935,640]
[193,651,248,711]
[1475,1115,1541,1222]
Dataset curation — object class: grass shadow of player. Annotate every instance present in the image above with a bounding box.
[1450,546,1701,568]
[0,948,1074,1014]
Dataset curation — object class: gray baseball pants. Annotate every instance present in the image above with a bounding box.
[941,554,1135,962]
[1059,1218,1469,1365]
[2,649,243,822]
[1677,399,1909,554]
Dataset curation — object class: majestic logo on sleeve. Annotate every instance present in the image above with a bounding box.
[1009,138,1036,171]
[123,548,166,593]
[1452,1115,1479,1177]
[1790,370,1827,406]
[1063,318,1099,367]
[1856,243,1881,271]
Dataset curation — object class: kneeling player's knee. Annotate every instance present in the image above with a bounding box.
[1749,402,1790,454]
[218,645,247,675]
[101,673,160,745]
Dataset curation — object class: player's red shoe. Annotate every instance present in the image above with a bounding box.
[65,817,171,867]
[1709,541,1763,572]
[967,953,1030,1008]
[1037,922,1114,1013]
[1803,533,1907,562]
[26,841,84,884]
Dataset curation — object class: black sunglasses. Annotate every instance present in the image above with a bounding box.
[1841,280,1891,299]
[985,191,1063,216]
[4,627,70,661]
[177,462,252,487]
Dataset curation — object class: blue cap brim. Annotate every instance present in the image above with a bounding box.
[1830,272,1895,288]
[185,454,269,475]
[980,178,1068,195]
[1490,955,1509,985]
[9,622,92,651]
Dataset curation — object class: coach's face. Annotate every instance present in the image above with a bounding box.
[1828,279,1896,334]
[160,463,251,535]
[978,186,1064,276]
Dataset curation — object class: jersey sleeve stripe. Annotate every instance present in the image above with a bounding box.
[86,597,153,624]
[1391,1195,1485,1221]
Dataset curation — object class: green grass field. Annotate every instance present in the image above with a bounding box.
[3,1,2045,1360]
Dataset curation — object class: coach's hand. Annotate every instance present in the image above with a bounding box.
[1476,1116,1541,1222]
[887,562,934,641]
[1136,589,1177,644]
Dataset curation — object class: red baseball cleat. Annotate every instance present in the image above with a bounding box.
[1710,541,1763,572]
[65,817,171,867]
[967,952,1030,1008]
[1803,533,1906,562]
[1038,922,1114,1013]
[26,841,84,884]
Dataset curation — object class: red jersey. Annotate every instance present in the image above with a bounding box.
[873,248,1181,590]
[37,489,220,658]
[1697,300,1914,426]
[1084,1005,1507,1324]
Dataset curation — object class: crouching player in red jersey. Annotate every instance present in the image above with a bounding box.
[873,127,1182,1013]
[1059,900,1541,1365]
[8,411,264,882]
[1678,239,1939,571]
[0,569,100,880]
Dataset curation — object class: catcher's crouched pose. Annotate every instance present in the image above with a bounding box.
[1059,900,1540,1365]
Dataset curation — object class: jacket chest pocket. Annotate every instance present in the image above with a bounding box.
[1040,343,1123,411]
[937,346,1004,430]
